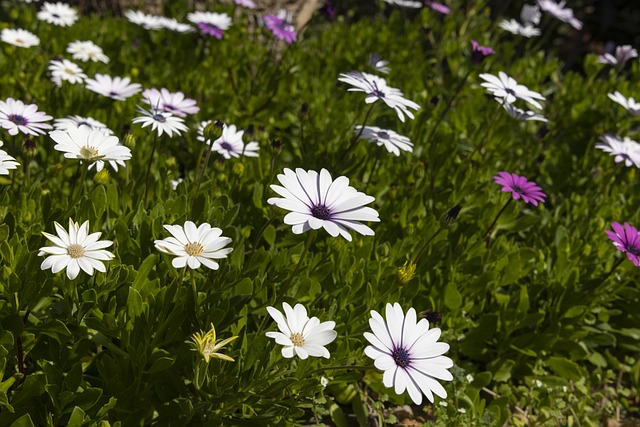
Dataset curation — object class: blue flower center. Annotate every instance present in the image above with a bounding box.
[153,114,166,123]
[377,131,390,140]
[311,204,331,220]
[219,141,233,151]
[9,115,27,126]
[505,88,516,96]
[392,347,411,368]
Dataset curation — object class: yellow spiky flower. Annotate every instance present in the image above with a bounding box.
[398,261,416,284]
[190,323,238,363]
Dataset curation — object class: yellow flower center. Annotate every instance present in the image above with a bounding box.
[185,242,204,256]
[64,68,75,75]
[15,38,24,45]
[79,145,100,160]
[290,332,305,347]
[67,244,85,259]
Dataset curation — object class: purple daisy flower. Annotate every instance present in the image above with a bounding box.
[264,15,297,44]
[471,40,494,64]
[606,222,640,266]
[493,172,546,206]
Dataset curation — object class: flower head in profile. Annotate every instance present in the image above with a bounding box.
[198,122,259,159]
[266,303,337,359]
[67,40,109,63]
[364,303,453,404]
[158,17,194,33]
[187,12,232,38]
[154,221,233,270]
[268,168,380,241]
[191,323,238,363]
[142,88,199,117]
[368,53,390,74]
[537,0,582,30]
[338,71,421,122]
[50,125,131,172]
[264,14,297,44]
[85,74,142,101]
[595,134,640,168]
[49,59,86,86]
[425,0,450,14]
[503,103,548,122]
[132,107,188,138]
[382,0,422,8]
[235,0,257,8]
[0,142,20,175]
[493,172,546,206]
[124,10,164,30]
[479,72,545,109]
[470,40,494,64]
[599,45,638,67]
[37,2,78,26]
[54,115,113,134]
[1,28,40,48]
[608,91,640,116]
[39,219,114,280]
[498,19,541,37]
[0,98,53,136]
[356,126,413,156]
[606,222,640,267]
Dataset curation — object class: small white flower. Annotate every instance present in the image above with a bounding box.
[502,102,548,122]
[356,125,413,156]
[382,0,423,8]
[498,19,541,38]
[132,107,188,138]
[595,134,640,168]
[265,302,337,359]
[67,40,109,63]
[338,71,420,122]
[50,125,132,172]
[368,53,390,74]
[320,377,329,388]
[124,10,164,30]
[154,221,233,270]
[537,0,582,30]
[54,115,113,134]
[598,45,638,67]
[458,408,467,414]
[142,88,199,117]
[49,59,86,86]
[1,28,40,48]
[608,91,640,116]
[466,374,474,383]
[0,142,20,175]
[158,17,195,33]
[479,71,545,110]
[39,219,114,280]
[534,379,543,387]
[0,98,53,136]
[85,74,142,101]
[267,168,380,241]
[364,303,454,405]
[439,401,448,407]
[198,122,259,159]
[37,2,78,26]
[170,178,183,190]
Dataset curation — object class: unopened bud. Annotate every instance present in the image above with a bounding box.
[299,102,310,120]
[398,261,416,284]
[123,133,136,148]
[270,138,282,150]
[439,203,462,228]
[94,169,110,185]
[204,121,223,141]
[414,162,425,178]
[165,156,177,168]
[232,162,245,177]
[23,139,37,157]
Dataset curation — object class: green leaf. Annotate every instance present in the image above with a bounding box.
[131,254,158,292]
[263,224,276,246]
[444,281,462,309]
[67,407,86,427]
[91,185,107,220]
[546,356,583,381]
[330,403,348,427]
[10,414,35,427]
[147,357,175,374]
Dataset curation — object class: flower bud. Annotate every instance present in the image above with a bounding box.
[94,169,110,185]
[123,133,136,148]
[204,121,223,141]
[23,139,37,157]
[165,156,177,168]
[232,162,245,177]
[439,203,462,228]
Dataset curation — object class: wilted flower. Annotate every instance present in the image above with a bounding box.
[0,98,53,136]
[439,203,462,228]
[537,0,582,30]
[67,40,110,63]
[599,45,638,67]
[49,59,86,86]
[595,134,640,168]
[85,74,142,101]
[493,172,546,206]
[132,107,189,138]
[606,222,640,266]
[154,221,233,270]
[1,28,40,48]
[470,40,494,64]
[521,4,542,24]
[364,303,453,404]
[142,88,199,117]
[267,168,380,241]
[37,2,78,27]
[355,126,413,156]
[266,302,337,359]
[479,72,545,109]
[264,14,297,44]
[187,11,232,38]
[0,142,20,175]
[39,219,114,280]
[608,91,640,116]
[191,323,238,363]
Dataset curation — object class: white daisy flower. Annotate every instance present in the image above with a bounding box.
[39,219,114,280]
[124,10,164,30]
[187,11,232,38]
[265,302,337,359]
[0,98,53,136]
[382,0,423,8]
[132,107,188,138]
[66,40,109,63]
[595,134,640,168]
[479,71,545,110]
[364,303,454,405]
[50,125,132,172]
[368,53,390,74]
[502,103,548,122]
[608,91,640,116]
[158,17,195,33]
[142,88,199,117]
[1,28,40,48]
[338,71,420,122]
[85,74,142,101]
[598,45,638,67]
[37,2,78,26]
[54,115,113,134]
[0,142,20,175]
[498,19,541,37]
[48,59,86,86]
[355,125,413,156]
[537,0,582,30]
[521,4,541,25]
[198,122,259,159]
[267,168,380,241]
[154,221,233,270]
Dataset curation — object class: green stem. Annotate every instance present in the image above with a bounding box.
[467,101,503,164]
[143,134,159,206]
[363,153,381,192]
[341,103,376,160]
[276,232,315,303]
[190,144,213,219]
[588,257,625,294]
[484,197,513,239]
[413,228,444,264]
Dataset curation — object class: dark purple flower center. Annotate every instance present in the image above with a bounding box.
[392,347,411,368]
[505,88,516,96]
[153,113,166,123]
[626,245,640,256]
[219,141,233,151]
[109,91,119,98]
[9,115,27,126]
[377,131,390,140]
[311,204,331,220]
[52,13,60,18]
[512,185,523,193]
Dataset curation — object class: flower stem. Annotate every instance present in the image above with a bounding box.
[467,101,503,164]
[424,69,472,147]
[341,103,376,160]
[276,232,315,303]
[413,228,444,264]
[190,145,213,219]
[143,134,159,206]
[588,257,625,293]
[484,197,513,244]
[363,152,381,192]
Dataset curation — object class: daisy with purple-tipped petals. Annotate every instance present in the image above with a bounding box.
[479,72,545,110]
[264,14,297,44]
[266,302,337,359]
[142,88,199,117]
[1,28,40,48]
[339,71,420,122]
[132,107,188,138]
[470,40,494,64]
[154,221,233,270]
[608,91,640,116]
[493,172,546,206]
[0,98,53,136]
[267,168,380,241]
[0,142,20,175]
[85,74,142,101]
[606,222,640,266]
[187,11,232,38]
[595,134,640,168]
[364,303,453,405]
